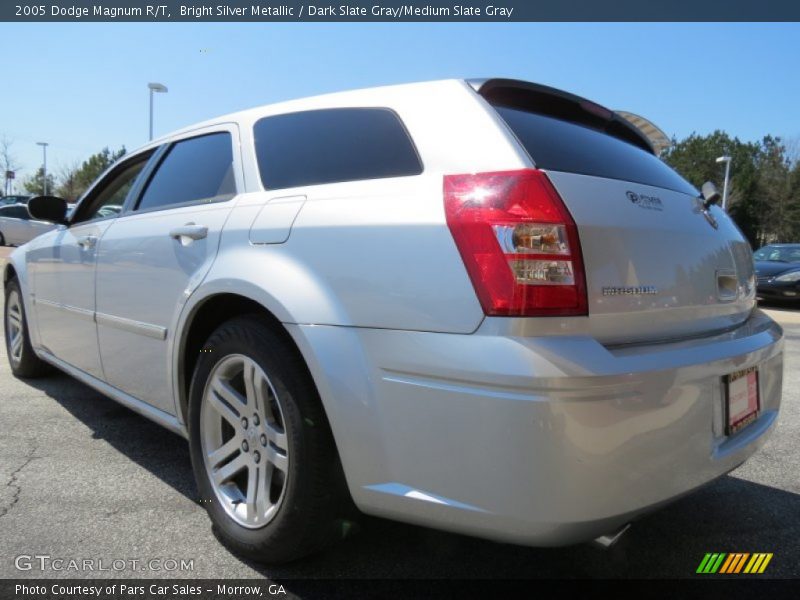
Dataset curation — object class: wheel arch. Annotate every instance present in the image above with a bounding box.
[175,286,318,429]
[3,262,18,285]
[4,252,29,288]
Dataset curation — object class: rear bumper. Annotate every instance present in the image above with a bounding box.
[288,309,783,546]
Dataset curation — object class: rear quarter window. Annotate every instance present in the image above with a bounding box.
[253,108,423,190]
[494,106,697,196]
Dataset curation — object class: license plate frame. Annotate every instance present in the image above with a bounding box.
[725,366,760,436]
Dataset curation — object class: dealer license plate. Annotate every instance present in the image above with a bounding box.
[726,366,760,435]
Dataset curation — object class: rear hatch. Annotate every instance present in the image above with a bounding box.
[478,80,756,345]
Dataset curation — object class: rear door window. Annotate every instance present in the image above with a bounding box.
[135,132,235,212]
[494,106,697,195]
[254,108,423,190]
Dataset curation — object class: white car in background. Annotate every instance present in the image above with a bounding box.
[3,78,784,563]
[0,203,58,246]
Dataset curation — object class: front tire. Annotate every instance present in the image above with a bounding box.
[188,315,351,563]
[4,277,50,378]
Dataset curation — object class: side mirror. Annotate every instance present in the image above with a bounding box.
[28,195,68,224]
[701,181,722,210]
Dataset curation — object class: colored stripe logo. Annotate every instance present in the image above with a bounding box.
[696,553,773,574]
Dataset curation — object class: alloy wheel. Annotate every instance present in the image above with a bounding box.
[6,290,24,366]
[200,354,290,528]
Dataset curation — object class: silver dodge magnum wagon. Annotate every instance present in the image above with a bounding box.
[3,79,783,562]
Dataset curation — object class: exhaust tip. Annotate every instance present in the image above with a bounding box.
[592,523,631,550]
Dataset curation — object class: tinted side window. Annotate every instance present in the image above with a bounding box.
[254,108,423,190]
[494,106,697,195]
[136,133,235,212]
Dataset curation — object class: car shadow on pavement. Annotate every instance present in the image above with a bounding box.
[22,372,197,500]
[24,372,800,579]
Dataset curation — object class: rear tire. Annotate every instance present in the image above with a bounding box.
[4,277,50,378]
[188,315,353,563]
[0,231,6,246]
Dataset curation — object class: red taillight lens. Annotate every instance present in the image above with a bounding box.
[444,169,587,317]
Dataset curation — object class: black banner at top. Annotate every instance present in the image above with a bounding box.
[2,0,800,22]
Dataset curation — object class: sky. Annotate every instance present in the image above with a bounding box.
[1,22,798,190]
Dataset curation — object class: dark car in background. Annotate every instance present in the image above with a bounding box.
[754,244,800,302]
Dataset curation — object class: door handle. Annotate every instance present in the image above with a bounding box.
[77,235,97,249]
[169,224,208,242]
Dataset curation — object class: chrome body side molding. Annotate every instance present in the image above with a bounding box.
[95,312,168,341]
[33,297,167,340]
[33,297,94,321]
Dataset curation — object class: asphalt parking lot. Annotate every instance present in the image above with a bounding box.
[0,245,798,580]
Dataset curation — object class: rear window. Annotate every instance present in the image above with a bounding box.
[254,108,423,190]
[494,106,697,195]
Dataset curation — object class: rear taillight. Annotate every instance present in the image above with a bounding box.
[444,168,587,317]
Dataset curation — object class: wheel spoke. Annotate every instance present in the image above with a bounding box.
[245,464,259,521]
[265,444,289,473]
[256,463,273,517]
[207,436,241,469]
[254,372,271,420]
[10,333,22,358]
[212,452,248,485]
[243,360,257,411]
[265,423,288,452]
[262,385,281,424]
[213,377,248,408]
[7,312,20,330]
[208,381,243,426]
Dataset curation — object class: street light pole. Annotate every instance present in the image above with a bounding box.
[149,88,153,140]
[36,142,49,196]
[716,156,732,211]
[147,82,168,141]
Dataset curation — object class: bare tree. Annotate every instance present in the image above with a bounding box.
[783,134,800,168]
[56,161,82,202]
[0,135,20,195]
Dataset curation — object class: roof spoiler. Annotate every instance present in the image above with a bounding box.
[467,78,656,155]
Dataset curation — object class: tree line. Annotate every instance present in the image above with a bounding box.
[2,130,799,248]
[661,131,800,248]
[1,137,125,203]
[20,147,127,202]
